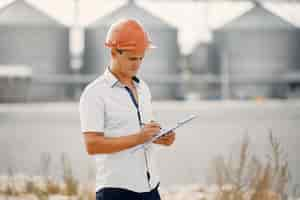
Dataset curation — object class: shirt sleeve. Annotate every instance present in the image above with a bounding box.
[79,88,105,133]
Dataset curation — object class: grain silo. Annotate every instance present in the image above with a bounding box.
[0,0,70,102]
[0,65,31,102]
[214,2,300,99]
[188,42,220,99]
[84,0,180,100]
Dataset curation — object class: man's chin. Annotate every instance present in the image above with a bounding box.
[130,71,138,77]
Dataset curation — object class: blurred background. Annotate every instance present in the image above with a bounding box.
[0,0,300,199]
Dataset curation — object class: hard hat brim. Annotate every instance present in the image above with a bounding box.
[105,42,157,51]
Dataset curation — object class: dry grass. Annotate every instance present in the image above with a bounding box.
[0,152,93,200]
[5,167,17,196]
[1,132,298,200]
[209,132,291,200]
[60,153,78,196]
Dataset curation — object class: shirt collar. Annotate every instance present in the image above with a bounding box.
[104,67,140,88]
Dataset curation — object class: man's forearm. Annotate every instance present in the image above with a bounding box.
[88,132,143,154]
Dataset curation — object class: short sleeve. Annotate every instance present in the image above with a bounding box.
[79,89,105,133]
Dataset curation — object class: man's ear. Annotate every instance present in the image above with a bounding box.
[111,49,117,58]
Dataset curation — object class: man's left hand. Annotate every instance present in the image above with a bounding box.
[153,131,176,146]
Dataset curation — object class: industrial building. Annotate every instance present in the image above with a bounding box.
[213,2,300,99]
[0,0,70,101]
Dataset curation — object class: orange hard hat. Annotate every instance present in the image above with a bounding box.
[105,19,155,53]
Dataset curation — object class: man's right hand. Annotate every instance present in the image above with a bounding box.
[138,122,161,144]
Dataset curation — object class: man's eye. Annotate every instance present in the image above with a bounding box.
[129,57,143,61]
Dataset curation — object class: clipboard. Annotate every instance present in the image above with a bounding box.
[131,114,198,153]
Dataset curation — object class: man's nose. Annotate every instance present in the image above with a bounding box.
[133,60,141,67]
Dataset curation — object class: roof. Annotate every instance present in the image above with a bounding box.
[87,0,175,29]
[1,1,299,54]
[0,0,65,26]
[217,2,297,30]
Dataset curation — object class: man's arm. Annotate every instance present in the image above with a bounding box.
[84,132,142,154]
[83,122,160,155]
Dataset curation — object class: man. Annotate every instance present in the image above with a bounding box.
[79,19,176,200]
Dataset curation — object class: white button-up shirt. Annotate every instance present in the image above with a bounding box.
[79,68,160,193]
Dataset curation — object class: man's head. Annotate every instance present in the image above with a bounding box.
[110,48,145,78]
[105,19,155,77]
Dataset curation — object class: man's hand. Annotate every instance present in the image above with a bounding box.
[153,131,176,146]
[139,122,161,144]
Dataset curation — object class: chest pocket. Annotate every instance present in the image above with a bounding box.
[138,90,154,123]
[105,97,140,136]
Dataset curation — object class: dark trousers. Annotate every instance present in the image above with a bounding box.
[96,184,161,200]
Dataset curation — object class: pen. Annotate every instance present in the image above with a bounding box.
[140,122,162,129]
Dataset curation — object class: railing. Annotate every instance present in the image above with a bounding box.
[1,73,300,102]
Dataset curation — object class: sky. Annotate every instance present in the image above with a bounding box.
[0,0,300,54]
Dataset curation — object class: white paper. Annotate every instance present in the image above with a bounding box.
[131,115,198,153]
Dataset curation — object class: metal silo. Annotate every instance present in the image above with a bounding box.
[214,3,300,99]
[0,65,31,102]
[84,0,180,100]
[0,0,70,102]
[188,42,220,99]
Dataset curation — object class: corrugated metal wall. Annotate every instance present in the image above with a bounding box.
[214,4,300,99]
[0,0,70,101]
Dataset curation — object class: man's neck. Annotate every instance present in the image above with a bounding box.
[110,65,134,87]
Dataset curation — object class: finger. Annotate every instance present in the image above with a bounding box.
[144,125,160,130]
[159,138,171,144]
[153,138,164,144]
[157,137,167,141]
[165,131,175,136]
[148,122,161,128]
[166,137,174,145]
[154,137,173,145]
[154,139,168,145]
[150,120,161,126]
[155,136,168,141]
[161,132,175,139]
[168,132,175,136]
[150,127,161,132]
[166,135,175,143]
[144,126,160,131]
[153,139,163,144]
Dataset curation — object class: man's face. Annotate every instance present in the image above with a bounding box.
[114,49,145,77]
